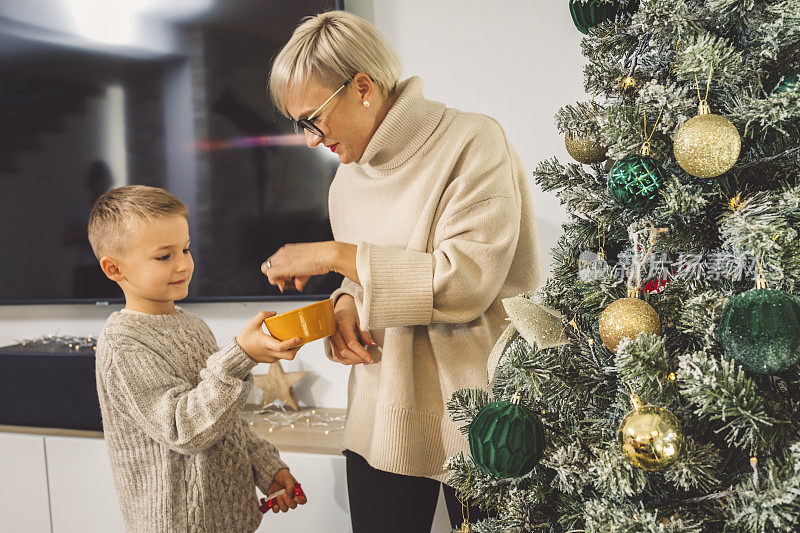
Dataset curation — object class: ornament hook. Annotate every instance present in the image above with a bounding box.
[510,390,522,405]
[630,393,643,410]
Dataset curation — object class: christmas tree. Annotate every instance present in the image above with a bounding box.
[446,1,800,531]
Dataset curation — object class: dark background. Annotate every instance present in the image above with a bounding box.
[0,0,345,304]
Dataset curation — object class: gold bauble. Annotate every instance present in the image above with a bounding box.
[618,397,684,471]
[565,132,608,164]
[598,297,662,353]
[673,104,741,178]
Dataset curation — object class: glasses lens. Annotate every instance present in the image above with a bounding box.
[298,119,323,138]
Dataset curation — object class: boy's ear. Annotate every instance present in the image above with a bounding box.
[99,256,124,282]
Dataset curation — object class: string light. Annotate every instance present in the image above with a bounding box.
[622,76,636,90]
[728,193,746,212]
[15,335,97,353]
[750,456,761,491]
[254,400,346,434]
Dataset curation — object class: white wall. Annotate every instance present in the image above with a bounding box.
[0,0,585,411]
[349,0,582,275]
[0,0,183,58]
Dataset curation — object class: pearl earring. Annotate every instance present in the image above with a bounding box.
[363,100,371,108]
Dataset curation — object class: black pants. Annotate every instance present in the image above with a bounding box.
[344,450,488,533]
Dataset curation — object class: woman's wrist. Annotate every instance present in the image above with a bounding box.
[328,241,360,285]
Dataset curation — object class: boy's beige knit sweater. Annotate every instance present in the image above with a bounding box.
[328,76,542,481]
[95,308,286,532]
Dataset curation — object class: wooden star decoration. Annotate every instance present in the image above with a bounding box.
[252,361,307,411]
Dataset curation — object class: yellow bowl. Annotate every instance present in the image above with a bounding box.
[263,299,335,346]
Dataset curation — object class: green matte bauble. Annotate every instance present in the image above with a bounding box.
[774,74,799,94]
[468,399,546,478]
[618,399,684,471]
[569,0,637,34]
[717,288,800,374]
[599,297,662,353]
[673,110,741,178]
[565,132,608,164]
[608,154,666,209]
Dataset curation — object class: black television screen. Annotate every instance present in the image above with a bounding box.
[0,0,344,304]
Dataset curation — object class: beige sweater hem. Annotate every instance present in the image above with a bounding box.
[343,391,468,483]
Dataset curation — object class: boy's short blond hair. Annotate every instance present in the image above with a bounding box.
[269,10,401,117]
[88,185,188,259]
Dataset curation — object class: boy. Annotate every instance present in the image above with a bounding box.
[88,185,306,532]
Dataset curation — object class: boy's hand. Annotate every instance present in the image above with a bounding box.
[265,469,307,513]
[236,312,303,364]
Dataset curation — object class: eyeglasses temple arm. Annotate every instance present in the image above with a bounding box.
[307,81,349,121]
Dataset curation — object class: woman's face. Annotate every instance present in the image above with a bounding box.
[285,74,384,165]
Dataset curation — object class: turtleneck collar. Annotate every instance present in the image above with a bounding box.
[356,77,446,172]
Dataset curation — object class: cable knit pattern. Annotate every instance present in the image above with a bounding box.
[326,77,543,481]
[95,308,287,532]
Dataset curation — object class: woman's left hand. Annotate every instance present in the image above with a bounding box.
[262,242,335,292]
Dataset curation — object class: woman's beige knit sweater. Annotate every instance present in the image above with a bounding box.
[95,308,287,532]
[328,76,542,482]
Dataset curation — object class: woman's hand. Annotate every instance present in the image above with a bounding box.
[329,294,375,365]
[262,241,359,292]
[261,242,332,292]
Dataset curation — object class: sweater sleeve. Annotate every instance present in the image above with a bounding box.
[101,335,257,455]
[329,276,362,306]
[236,418,288,493]
[356,120,522,330]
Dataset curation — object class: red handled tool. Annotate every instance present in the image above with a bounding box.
[259,483,306,513]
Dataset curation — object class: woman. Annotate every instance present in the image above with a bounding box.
[264,11,541,532]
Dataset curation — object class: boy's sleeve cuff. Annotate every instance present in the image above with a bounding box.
[357,242,433,330]
[255,458,289,494]
[207,339,258,380]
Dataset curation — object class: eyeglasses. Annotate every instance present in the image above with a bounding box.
[295,78,352,138]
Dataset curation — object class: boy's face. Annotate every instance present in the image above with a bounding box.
[104,216,194,314]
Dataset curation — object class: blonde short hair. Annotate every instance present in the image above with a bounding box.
[88,185,188,259]
[269,11,401,117]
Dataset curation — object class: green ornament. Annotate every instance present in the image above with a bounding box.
[717,288,800,374]
[468,396,545,478]
[569,0,637,35]
[608,154,666,209]
[774,74,799,94]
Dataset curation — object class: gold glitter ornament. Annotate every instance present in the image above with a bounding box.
[618,394,684,471]
[564,132,608,164]
[673,101,741,178]
[598,297,662,353]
